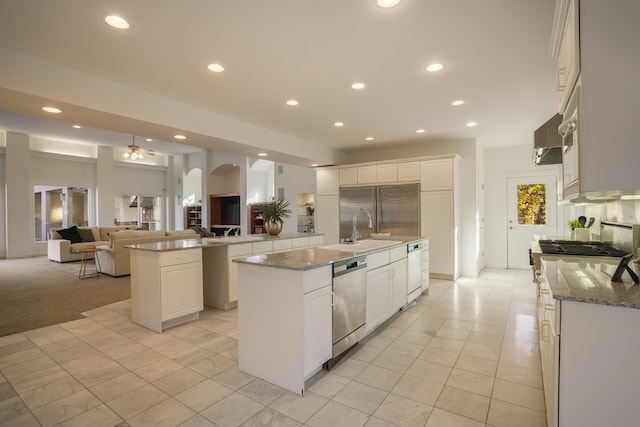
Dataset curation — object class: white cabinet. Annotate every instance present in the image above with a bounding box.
[357,165,377,184]
[537,273,559,427]
[421,239,430,293]
[421,191,456,279]
[131,248,203,333]
[238,264,332,395]
[377,164,398,183]
[316,169,339,195]
[554,0,580,114]
[272,239,292,253]
[339,168,358,186]
[397,162,420,182]
[420,159,453,191]
[366,250,408,333]
[366,265,390,333]
[315,195,339,244]
[390,259,408,311]
[227,243,253,307]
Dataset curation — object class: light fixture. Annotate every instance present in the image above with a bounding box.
[286,99,299,106]
[311,163,320,167]
[207,63,224,73]
[257,152,268,157]
[425,63,445,72]
[416,129,425,133]
[365,137,374,141]
[621,195,640,200]
[122,135,154,160]
[451,100,465,106]
[146,138,152,142]
[334,122,344,127]
[466,121,478,127]
[375,0,402,8]
[351,82,366,90]
[174,134,187,140]
[104,15,129,30]
[73,124,81,129]
[42,106,61,114]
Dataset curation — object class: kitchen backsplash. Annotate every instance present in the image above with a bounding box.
[585,199,640,226]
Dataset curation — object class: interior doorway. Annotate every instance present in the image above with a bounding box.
[506,175,557,269]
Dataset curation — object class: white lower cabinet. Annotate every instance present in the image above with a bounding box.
[421,239,430,293]
[131,248,203,333]
[303,285,332,377]
[366,255,407,333]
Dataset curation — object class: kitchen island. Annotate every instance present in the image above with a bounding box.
[234,237,428,395]
[539,256,640,427]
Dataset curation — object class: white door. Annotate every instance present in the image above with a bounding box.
[507,175,557,269]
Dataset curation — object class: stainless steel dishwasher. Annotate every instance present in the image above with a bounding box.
[329,255,367,367]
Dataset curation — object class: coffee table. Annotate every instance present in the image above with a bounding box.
[77,247,103,279]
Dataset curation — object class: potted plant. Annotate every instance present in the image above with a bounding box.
[568,218,589,240]
[256,197,292,236]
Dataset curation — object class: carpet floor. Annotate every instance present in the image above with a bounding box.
[0,256,130,337]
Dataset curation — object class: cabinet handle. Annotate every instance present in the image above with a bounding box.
[541,320,551,341]
[557,67,567,91]
[544,303,556,311]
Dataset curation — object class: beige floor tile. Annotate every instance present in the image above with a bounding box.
[406,359,452,384]
[466,332,503,349]
[152,367,206,395]
[0,395,30,424]
[269,391,327,423]
[0,411,41,427]
[55,404,122,427]
[2,355,58,380]
[435,386,490,423]
[374,393,433,426]
[136,332,177,348]
[472,323,505,337]
[446,368,494,397]
[492,378,545,412]
[436,327,471,341]
[486,399,546,427]
[349,342,386,363]
[502,328,538,344]
[8,365,67,394]
[495,363,542,389]
[333,381,387,415]
[239,407,302,427]
[386,339,425,358]
[72,361,128,388]
[107,383,169,420]
[133,357,183,382]
[174,378,233,412]
[306,372,350,399]
[354,364,402,392]
[370,349,415,373]
[363,416,397,427]
[171,346,215,366]
[331,358,367,379]
[89,372,148,403]
[461,342,500,362]
[128,397,195,426]
[113,348,165,371]
[442,319,475,332]
[418,346,460,367]
[426,337,465,354]
[392,374,444,406]
[100,340,146,360]
[426,408,485,427]
[200,392,263,425]
[454,355,498,377]
[32,389,101,427]
[20,374,85,410]
[189,353,236,378]
[396,330,434,346]
[501,338,539,356]
[213,366,255,390]
[239,378,287,405]
[153,337,199,359]
[498,349,540,370]
[307,400,369,427]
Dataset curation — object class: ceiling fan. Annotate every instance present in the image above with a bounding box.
[122,135,155,160]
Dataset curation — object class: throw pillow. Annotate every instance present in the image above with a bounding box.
[78,228,95,242]
[57,226,82,244]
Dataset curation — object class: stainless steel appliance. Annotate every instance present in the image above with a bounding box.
[407,241,423,302]
[339,184,420,240]
[330,255,367,366]
[533,113,563,166]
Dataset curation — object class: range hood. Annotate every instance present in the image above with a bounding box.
[533,113,563,165]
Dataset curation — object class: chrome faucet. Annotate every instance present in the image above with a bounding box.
[351,208,373,243]
[224,227,234,237]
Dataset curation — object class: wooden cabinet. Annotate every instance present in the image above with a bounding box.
[184,205,202,229]
[248,204,265,234]
[130,248,203,333]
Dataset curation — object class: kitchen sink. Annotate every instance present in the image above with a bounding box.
[320,239,403,253]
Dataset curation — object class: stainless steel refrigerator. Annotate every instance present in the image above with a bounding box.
[339,183,420,240]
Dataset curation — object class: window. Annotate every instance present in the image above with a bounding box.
[34,186,89,241]
[517,184,546,225]
[114,194,162,230]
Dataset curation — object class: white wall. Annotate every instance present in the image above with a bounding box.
[344,138,480,277]
[274,163,317,234]
[483,144,562,268]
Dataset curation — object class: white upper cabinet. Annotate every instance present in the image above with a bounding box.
[339,168,358,186]
[376,164,398,183]
[553,0,580,114]
[397,162,420,182]
[420,159,453,191]
[316,169,339,195]
[357,166,377,184]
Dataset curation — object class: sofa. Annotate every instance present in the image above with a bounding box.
[48,226,128,263]
[95,229,198,277]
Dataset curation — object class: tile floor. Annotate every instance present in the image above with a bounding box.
[0,268,547,427]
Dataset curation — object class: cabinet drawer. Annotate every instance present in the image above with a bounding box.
[272,239,292,252]
[228,243,253,257]
[390,246,406,263]
[367,250,390,270]
[303,266,332,293]
[252,241,273,254]
[159,248,201,267]
[292,237,310,248]
[308,235,324,247]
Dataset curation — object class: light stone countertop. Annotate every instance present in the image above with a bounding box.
[542,256,640,309]
[126,233,324,252]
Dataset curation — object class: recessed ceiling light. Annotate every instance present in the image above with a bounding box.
[466,121,478,127]
[425,63,445,72]
[334,122,344,127]
[72,124,81,129]
[207,63,224,73]
[351,82,366,90]
[104,15,129,30]
[286,99,299,106]
[42,106,61,114]
[257,152,268,157]
[365,137,374,141]
[311,163,320,167]
[375,0,402,8]
[146,138,152,142]
[416,129,425,133]
[174,134,187,140]
[451,100,465,106]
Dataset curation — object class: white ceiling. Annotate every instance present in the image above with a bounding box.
[0,0,559,164]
